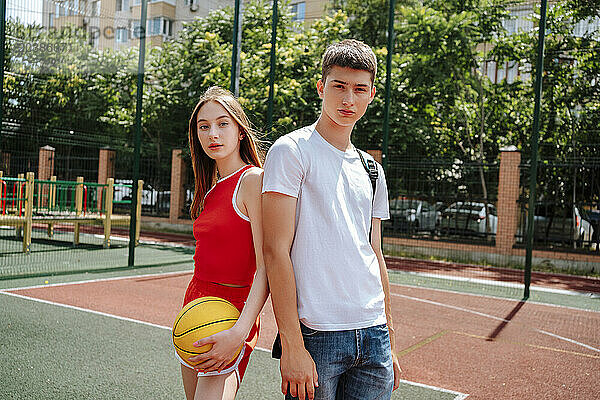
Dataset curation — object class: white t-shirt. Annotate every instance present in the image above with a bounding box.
[262,124,390,331]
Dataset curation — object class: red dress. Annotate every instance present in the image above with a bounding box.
[181,165,259,382]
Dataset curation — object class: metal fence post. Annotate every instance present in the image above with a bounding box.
[230,0,243,97]
[129,0,148,266]
[524,0,548,299]
[382,0,396,172]
[266,0,278,136]
[0,0,6,151]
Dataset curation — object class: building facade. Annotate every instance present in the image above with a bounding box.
[40,0,235,49]
[38,0,330,50]
[483,1,599,84]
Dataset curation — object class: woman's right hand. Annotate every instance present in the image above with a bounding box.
[188,326,245,373]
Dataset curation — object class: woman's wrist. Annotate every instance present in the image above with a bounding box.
[230,321,250,342]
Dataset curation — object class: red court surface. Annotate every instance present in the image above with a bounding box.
[7,271,600,399]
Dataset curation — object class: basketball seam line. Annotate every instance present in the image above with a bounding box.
[173,318,239,338]
[174,298,236,328]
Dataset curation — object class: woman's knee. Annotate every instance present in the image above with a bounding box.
[195,372,239,400]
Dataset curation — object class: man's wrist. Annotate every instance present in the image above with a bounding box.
[280,329,305,352]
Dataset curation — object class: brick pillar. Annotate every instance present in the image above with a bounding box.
[496,146,521,251]
[38,146,55,208]
[38,146,55,180]
[366,149,383,164]
[1,151,10,175]
[170,149,187,223]
[98,148,116,210]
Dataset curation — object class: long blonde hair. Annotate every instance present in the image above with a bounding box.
[188,86,263,219]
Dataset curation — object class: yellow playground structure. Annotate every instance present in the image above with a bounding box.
[0,171,142,253]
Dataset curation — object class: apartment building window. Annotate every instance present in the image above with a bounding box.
[520,63,531,82]
[91,33,99,48]
[116,0,129,11]
[116,27,128,43]
[149,17,173,36]
[152,17,161,35]
[49,13,54,27]
[291,2,305,22]
[90,1,100,17]
[503,19,516,35]
[574,17,600,37]
[132,21,143,38]
[485,61,497,83]
[506,61,518,83]
[163,18,173,36]
[503,10,533,35]
[55,4,66,17]
[65,0,80,16]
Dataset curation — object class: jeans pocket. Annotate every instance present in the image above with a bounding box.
[300,323,320,337]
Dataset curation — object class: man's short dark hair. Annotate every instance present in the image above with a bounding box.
[321,39,377,85]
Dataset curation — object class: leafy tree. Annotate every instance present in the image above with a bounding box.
[1,21,130,179]
[4,0,598,211]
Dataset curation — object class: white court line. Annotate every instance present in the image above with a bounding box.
[537,329,600,353]
[399,380,469,400]
[400,270,596,297]
[1,290,171,331]
[393,292,509,322]
[392,292,600,353]
[390,279,600,315]
[1,290,469,399]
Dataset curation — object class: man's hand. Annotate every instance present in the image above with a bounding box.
[280,346,318,400]
[391,353,402,391]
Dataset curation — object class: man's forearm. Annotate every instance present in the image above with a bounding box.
[264,249,304,349]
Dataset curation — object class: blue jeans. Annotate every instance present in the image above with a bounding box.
[285,323,393,400]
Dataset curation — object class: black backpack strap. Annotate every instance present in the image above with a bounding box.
[357,149,378,203]
[357,149,378,241]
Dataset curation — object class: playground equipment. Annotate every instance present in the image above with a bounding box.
[0,171,142,253]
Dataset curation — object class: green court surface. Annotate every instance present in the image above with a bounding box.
[1,291,462,400]
[387,269,600,312]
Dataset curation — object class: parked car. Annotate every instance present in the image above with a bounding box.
[529,205,594,247]
[580,208,600,249]
[388,199,441,233]
[573,206,594,246]
[438,202,498,236]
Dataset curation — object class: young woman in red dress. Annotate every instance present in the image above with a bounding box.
[179,86,269,400]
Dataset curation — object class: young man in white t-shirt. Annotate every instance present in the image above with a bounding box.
[262,39,401,400]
